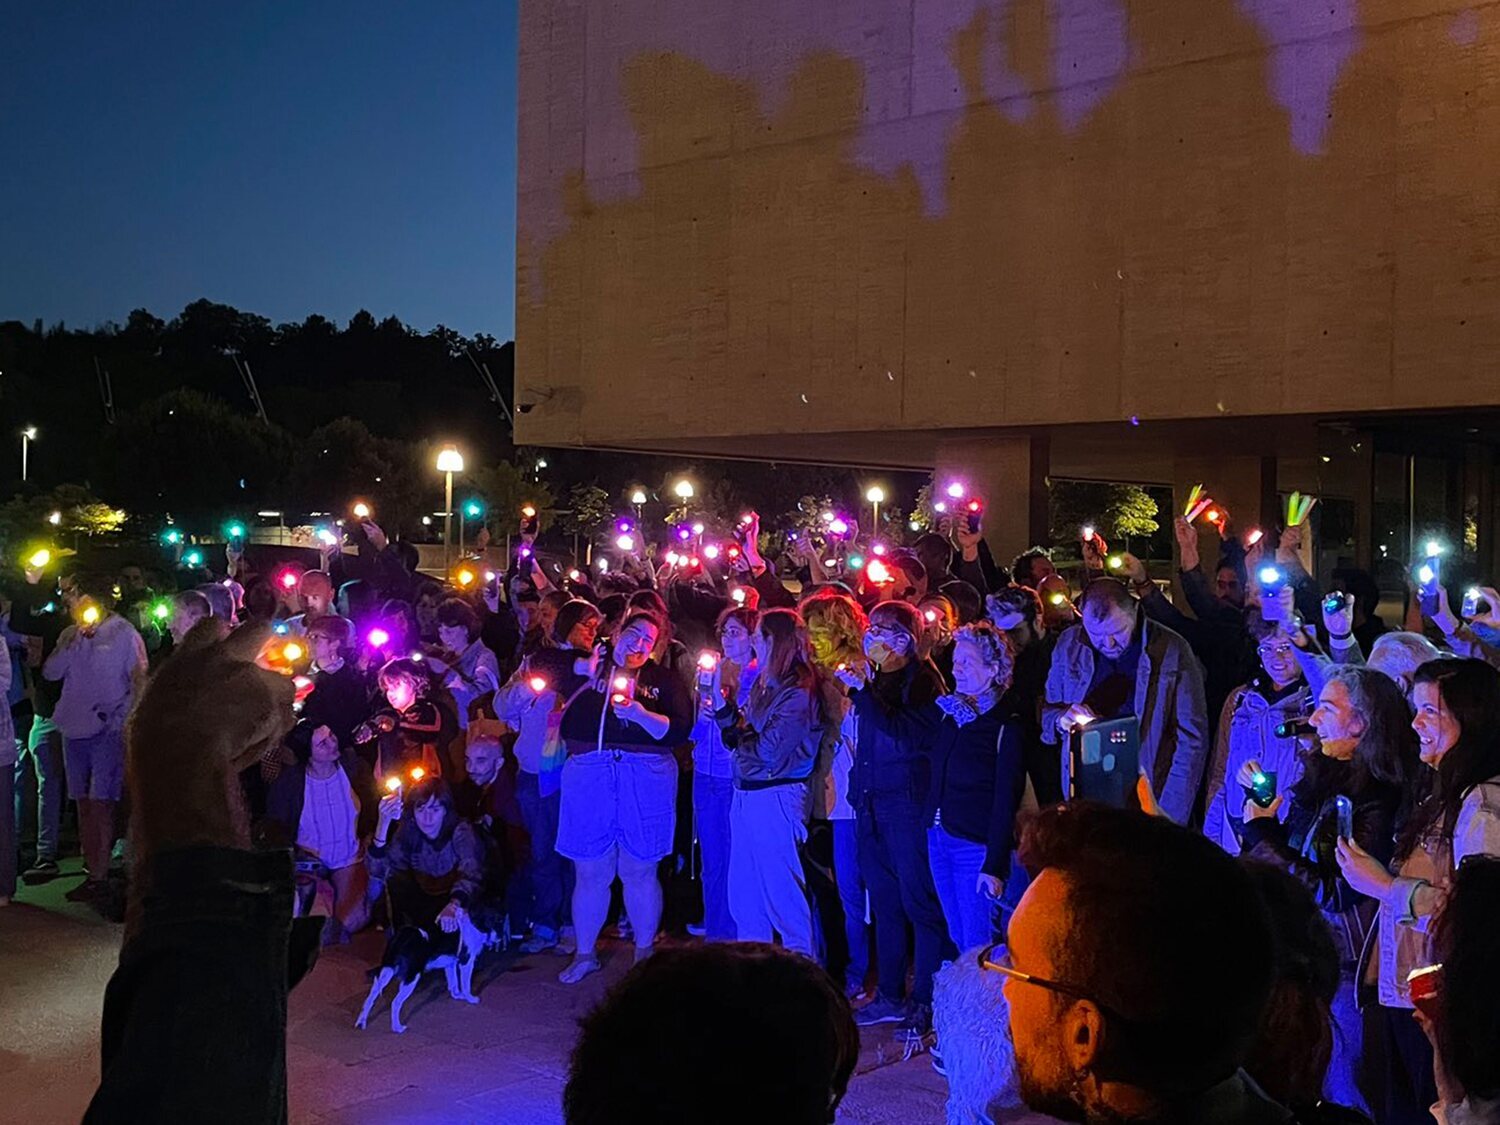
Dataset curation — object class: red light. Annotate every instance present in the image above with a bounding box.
[866,559,893,585]
[280,571,298,589]
[528,675,547,693]
[697,652,718,671]
[967,499,982,513]
[611,693,626,704]
[726,545,740,558]
[1206,508,1222,523]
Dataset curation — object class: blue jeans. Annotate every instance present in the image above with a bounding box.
[15,716,63,862]
[693,771,736,941]
[832,819,868,990]
[926,824,995,952]
[857,794,954,1007]
[516,769,571,940]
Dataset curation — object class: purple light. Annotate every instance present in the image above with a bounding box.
[616,517,634,534]
[368,627,390,648]
[676,526,692,541]
[828,518,849,536]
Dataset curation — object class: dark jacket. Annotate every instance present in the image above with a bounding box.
[8,578,65,718]
[1139,575,1253,744]
[1002,632,1059,804]
[952,539,1008,595]
[848,659,945,805]
[85,847,321,1125]
[259,750,378,851]
[1043,617,1209,824]
[920,702,1026,877]
[298,662,370,755]
[1240,760,1400,963]
[718,676,822,789]
[559,658,694,757]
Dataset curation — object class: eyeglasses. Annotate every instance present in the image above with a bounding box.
[866,624,906,639]
[977,943,1095,1004]
[1257,643,1295,658]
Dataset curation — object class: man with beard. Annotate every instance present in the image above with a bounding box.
[988,803,1291,1124]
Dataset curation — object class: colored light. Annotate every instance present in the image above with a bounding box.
[385,777,403,793]
[1107,555,1124,569]
[731,588,747,604]
[946,482,966,499]
[1206,508,1221,523]
[81,605,100,626]
[283,642,304,662]
[521,504,537,519]
[152,601,171,620]
[726,544,741,559]
[184,550,203,566]
[280,571,298,589]
[368,627,390,648]
[1251,772,1268,787]
[409,767,426,782]
[464,501,483,517]
[529,675,548,693]
[162,528,182,545]
[457,568,476,586]
[1246,528,1264,546]
[703,544,720,560]
[689,556,701,568]
[848,555,865,569]
[866,559,893,584]
[615,534,635,551]
[27,548,50,568]
[698,652,719,671]
[967,499,982,513]
[616,518,634,534]
[677,527,691,541]
[226,522,245,539]
[1259,566,1282,585]
[352,503,371,519]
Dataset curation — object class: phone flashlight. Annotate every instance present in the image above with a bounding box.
[317,527,339,547]
[1463,587,1483,618]
[368,627,390,648]
[615,534,635,552]
[703,544,720,560]
[731,587,747,605]
[923,609,938,624]
[1245,528,1264,547]
[385,776,403,793]
[410,767,426,783]
[528,675,548,693]
[1258,565,1286,593]
[965,498,983,533]
[866,559,893,585]
[1081,525,1095,542]
[596,557,609,573]
[945,482,966,500]
[27,548,50,569]
[1107,555,1124,570]
[933,501,948,515]
[485,569,497,583]
[616,518,635,534]
[828,518,850,536]
[697,651,718,691]
[352,503,371,520]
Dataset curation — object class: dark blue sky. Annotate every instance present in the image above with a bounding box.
[1,1,517,339]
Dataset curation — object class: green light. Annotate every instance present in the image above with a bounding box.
[183,550,203,567]
[152,601,171,621]
[162,528,182,545]
[226,522,246,539]
[464,500,484,518]
[847,555,865,570]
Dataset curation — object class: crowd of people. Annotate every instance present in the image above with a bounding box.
[7,498,1499,1125]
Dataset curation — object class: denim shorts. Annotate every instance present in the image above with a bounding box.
[556,749,678,863]
[63,729,126,801]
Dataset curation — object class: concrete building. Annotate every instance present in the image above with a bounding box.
[515,0,1500,585]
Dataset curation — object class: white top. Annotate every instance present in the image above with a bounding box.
[43,614,147,740]
[298,766,360,870]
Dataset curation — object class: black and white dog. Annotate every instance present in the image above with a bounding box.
[355,910,484,1033]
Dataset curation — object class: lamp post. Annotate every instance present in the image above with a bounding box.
[435,444,465,572]
[865,485,885,533]
[21,426,36,484]
[630,488,647,523]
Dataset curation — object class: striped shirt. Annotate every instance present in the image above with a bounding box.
[298,765,360,870]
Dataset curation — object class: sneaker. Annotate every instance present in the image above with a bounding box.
[853,997,907,1027]
[22,859,60,883]
[64,880,105,904]
[845,982,872,1003]
[558,955,602,985]
[519,933,558,955]
[930,1042,946,1076]
[901,1001,934,1036]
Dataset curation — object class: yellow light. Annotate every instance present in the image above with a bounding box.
[435,444,465,474]
[352,502,371,519]
[81,605,100,626]
[27,548,50,569]
[521,504,537,519]
[1049,592,1066,606]
[409,767,426,782]
[457,568,475,587]
[282,642,304,662]
[673,479,695,500]
[1107,555,1124,569]
[385,777,402,793]
[866,486,885,504]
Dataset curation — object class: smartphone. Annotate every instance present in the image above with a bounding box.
[1246,769,1278,809]
[1416,556,1441,617]
[1064,716,1141,810]
[1258,565,1286,596]
[1335,794,1354,841]
[1323,592,1346,617]
[520,504,540,537]
[1462,587,1486,619]
[1407,964,1444,1019]
[696,651,719,694]
[965,498,983,534]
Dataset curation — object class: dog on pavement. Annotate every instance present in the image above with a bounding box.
[355,908,484,1033]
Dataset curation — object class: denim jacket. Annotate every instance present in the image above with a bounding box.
[1202,678,1312,854]
[1042,617,1209,823]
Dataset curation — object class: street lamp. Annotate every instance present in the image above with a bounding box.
[436,444,465,572]
[21,426,36,484]
[865,485,886,530]
[673,479,695,501]
[47,510,61,526]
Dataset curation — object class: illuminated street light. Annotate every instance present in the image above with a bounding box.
[435,444,465,571]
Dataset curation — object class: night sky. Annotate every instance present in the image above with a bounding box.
[1,1,517,338]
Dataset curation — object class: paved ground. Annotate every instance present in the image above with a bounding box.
[1,859,1050,1124]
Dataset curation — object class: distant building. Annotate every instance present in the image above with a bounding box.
[516,0,1500,585]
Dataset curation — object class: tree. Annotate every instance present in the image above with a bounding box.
[1048,480,1160,547]
[561,484,611,538]
[465,461,556,538]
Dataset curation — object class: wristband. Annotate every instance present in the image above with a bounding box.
[1327,629,1352,641]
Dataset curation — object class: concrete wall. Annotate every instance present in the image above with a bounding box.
[516,1,1500,453]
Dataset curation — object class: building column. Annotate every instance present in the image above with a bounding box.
[935,432,1050,575]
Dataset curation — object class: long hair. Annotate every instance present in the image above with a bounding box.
[1398,659,1500,860]
[752,609,815,698]
[1326,664,1418,787]
[798,590,867,674]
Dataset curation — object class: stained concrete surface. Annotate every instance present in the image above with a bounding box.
[1,859,1051,1124]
